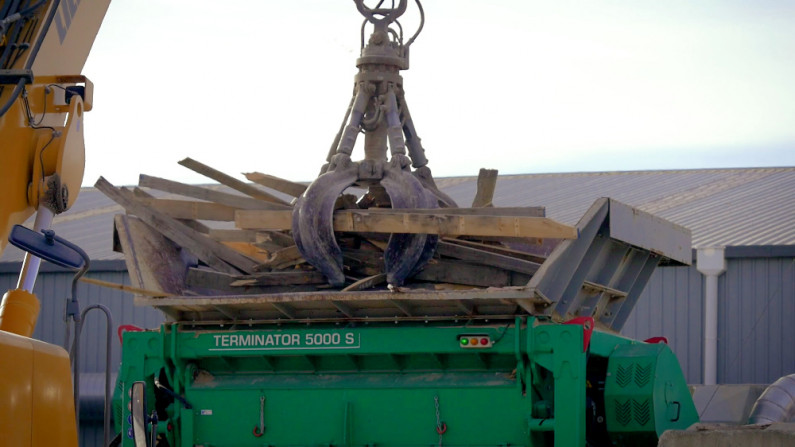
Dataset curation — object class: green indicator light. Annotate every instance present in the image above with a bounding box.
[460,338,469,345]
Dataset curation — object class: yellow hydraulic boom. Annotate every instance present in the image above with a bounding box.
[0,1,110,445]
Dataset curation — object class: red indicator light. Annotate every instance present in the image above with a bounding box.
[460,338,469,345]
[470,338,479,345]
[481,338,489,346]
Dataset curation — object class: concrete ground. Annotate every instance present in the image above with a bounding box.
[659,384,794,446]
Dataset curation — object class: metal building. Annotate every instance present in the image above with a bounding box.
[1,166,793,445]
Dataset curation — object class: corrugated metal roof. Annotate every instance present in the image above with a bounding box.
[1,167,792,263]
[439,167,795,248]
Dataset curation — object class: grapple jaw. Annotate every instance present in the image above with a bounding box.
[381,165,439,286]
[292,160,439,288]
[292,163,358,287]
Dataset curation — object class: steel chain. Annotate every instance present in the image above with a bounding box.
[434,395,443,447]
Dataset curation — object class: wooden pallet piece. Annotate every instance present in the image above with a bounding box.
[471,168,498,207]
[178,157,290,205]
[97,177,257,275]
[139,174,288,210]
[235,209,577,239]
[244,171,307,197]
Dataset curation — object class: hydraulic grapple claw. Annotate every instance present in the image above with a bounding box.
[381,166,439,286]
[293,0,449,288]
[292,164,359,287]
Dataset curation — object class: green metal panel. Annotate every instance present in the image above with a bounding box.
[113,319,695,446]
[604,342,699,445]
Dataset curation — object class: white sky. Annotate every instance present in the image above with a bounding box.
[82,0,795,187]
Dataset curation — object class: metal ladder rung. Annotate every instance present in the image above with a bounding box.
[582,280,627,299]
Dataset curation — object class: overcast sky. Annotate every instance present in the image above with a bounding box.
[81,0,795,187]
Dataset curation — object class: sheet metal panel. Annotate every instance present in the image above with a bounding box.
[608,199,691,266]
[621,265,704,383]
[719,257,795,384]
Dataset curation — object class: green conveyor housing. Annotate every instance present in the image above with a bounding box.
[115,199,698,446]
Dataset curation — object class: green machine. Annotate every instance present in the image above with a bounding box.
[113,199,699,446]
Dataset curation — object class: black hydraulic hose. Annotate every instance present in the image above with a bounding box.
[0,78,25,117]
[404,0,424,49]
[19,1,47,16]
[0,0,24,66]
[154,372,193,410]
[0,0,60,119]
[20,0,59,69]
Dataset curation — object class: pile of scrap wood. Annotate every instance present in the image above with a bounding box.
[96,158,577,298]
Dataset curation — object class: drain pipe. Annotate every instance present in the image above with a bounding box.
[696,247,726,385]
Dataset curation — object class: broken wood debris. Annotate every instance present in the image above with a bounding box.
[97,161,572,306]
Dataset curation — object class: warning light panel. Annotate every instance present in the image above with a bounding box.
[459,335,492,348]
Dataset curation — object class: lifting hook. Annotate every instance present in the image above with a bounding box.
[253,395,266,437]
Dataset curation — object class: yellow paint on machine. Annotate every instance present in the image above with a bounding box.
[0,330,77,447]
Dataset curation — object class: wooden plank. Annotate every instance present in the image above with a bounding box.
[414,259,512,288]
[257,245,304,271]
[137,198,237,221]
[342,273,387,292]
[186,268,317,295]
[442,237,547,264]
[139,174,289,210]
[255,231,295,247]
[341,249,384,277]
[333,211,577,239]
[363,207,545,217]
[97,177,256,274]
[436,241,541,275]
[133,187,211,234]
[222,242,268,262]
[236,209,577,239]
[113,214,190,294]
[244,171,307,197]
[79,272,175,297]
[208,229,258,242]
[178,219,210,234]
[178,158,290,205]
[471,168,498,207]
[186,268,239,291]
[208,229,297,246]
[236,209,293,230]
[229,271,326,287]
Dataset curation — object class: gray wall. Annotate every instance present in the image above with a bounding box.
[719,256,795,384]
[622,255,795,385]
[0,264,165,372]
[622,264,704,382]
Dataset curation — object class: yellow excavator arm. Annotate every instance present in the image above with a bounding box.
[1,0,109,255]
[0,2,110,446]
